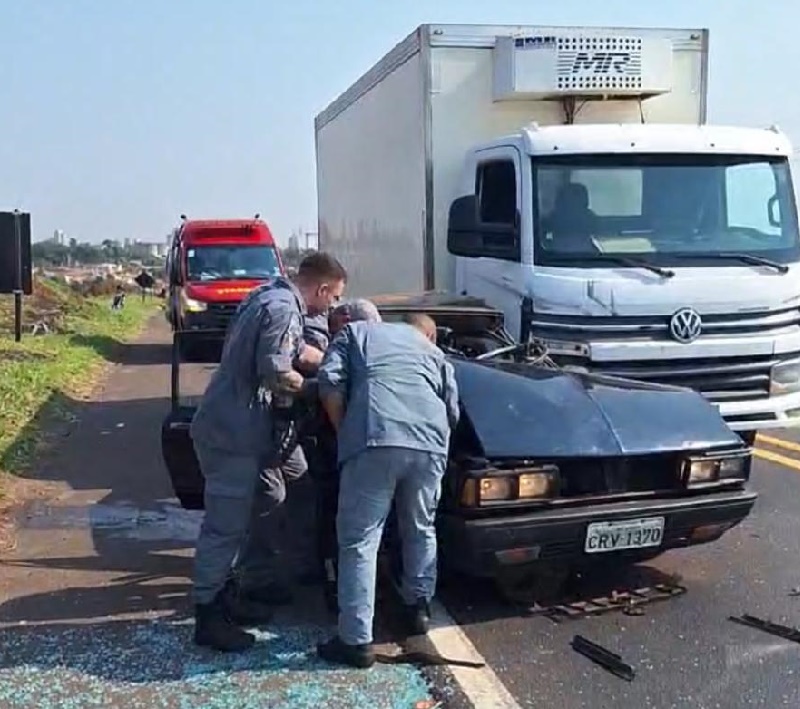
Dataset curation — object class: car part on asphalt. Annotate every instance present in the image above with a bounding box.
[570,635,635,682]
[527,583,687,623]
[729,614,800,644]
[375,650,486,668]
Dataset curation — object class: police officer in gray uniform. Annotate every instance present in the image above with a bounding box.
[190,253,347,652]
[228,309,332,605]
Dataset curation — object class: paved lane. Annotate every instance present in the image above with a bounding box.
[441,442,800,708]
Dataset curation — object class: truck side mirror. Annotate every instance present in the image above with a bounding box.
[447,195,521,261]
[447,195,483,257]
[768,194,781,228]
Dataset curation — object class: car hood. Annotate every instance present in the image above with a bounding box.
[452,359,742,459]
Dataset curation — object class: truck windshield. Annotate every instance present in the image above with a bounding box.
[533,154,800,268]
[185,245,282,281]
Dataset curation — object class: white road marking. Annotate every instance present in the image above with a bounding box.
[428,599,522,709]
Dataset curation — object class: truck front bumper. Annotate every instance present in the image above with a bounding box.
[716,391,800,432]
[438,489,757,578]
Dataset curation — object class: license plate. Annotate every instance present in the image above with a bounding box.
[584,517,665,554]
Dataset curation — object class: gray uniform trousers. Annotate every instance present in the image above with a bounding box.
[192,440,307,605]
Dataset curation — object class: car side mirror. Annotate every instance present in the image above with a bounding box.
[768,194,781,228]
[447,195,520,261]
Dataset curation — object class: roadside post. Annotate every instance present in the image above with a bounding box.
[0,210,33,342]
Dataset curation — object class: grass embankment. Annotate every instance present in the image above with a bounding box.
[0,278,157,477]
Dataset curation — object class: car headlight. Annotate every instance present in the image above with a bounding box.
[461,466,559,507]
[182,295,207,312]
[771,358,800,396]
[682,454,748,487]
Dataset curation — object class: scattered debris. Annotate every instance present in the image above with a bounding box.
[570,635,635,682]
[375,650,485,669]
[527,583,687,623]
[729,614,800,644]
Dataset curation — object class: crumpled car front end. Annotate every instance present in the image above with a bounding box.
[438,358,757,577]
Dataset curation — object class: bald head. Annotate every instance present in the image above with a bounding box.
[403,312,438,344]
[330,298,382,334]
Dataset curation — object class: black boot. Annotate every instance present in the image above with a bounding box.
[317,636,375,669]
[402,598,431,636]
[194,592,255,652]
[222,579,275,626]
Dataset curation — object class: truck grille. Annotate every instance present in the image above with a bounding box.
[532,307,800,340]
[532,309,800,402]
[593,353,779,402]
[205,302,239,329]
[557,456,682,499]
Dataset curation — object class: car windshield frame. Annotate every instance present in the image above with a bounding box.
[184,244,282,282]
[532,153,800,268]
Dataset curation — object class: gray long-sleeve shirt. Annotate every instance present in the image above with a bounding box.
[317,321,460,465]
[190,277,305,458]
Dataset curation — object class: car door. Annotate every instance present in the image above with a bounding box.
[460,146,528,339]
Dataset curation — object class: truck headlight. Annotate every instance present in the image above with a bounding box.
[183,296,207,312]
[682,455,748,487]
[770,359,800,396]
[461,466,559,506]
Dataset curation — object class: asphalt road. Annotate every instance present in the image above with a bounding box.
[2,316,800,708]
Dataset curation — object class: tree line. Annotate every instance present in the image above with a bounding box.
[32,239,318,271]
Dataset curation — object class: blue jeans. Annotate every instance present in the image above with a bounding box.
[336,446,447,645]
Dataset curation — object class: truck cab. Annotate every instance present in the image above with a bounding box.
[448,123,800,439]
[166,217,284,358]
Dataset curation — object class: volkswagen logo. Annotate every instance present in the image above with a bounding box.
[669,307,702,344]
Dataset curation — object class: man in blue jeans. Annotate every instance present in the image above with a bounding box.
[316,311,460,668]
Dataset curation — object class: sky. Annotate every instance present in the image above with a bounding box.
[1,0,798,246]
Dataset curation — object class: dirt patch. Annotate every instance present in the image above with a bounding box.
[0,475,63,553]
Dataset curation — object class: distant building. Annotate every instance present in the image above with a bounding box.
[288,233,300,251]
[51,229,66,245]
[130,240,166,259]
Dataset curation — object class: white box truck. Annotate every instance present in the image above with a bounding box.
[315,23,800,441]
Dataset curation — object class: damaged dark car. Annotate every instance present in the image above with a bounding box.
[161,292,757,583]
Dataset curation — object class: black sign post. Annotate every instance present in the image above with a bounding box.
[13,211,22,341]
[0,210,33,341]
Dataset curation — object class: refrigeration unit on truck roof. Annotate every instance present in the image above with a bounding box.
[491,33,674,101]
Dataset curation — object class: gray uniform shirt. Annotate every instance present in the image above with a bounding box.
[318,321,460,465]
[190,277,305,457]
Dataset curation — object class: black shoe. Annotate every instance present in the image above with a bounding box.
[242,582,294,607]
[402,598,431,636]
[221,580,275,626]
[317,636,375,669]
[194,596,255,652]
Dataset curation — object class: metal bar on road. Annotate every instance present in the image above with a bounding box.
[729,614,800,644]
[571,635,635,682]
